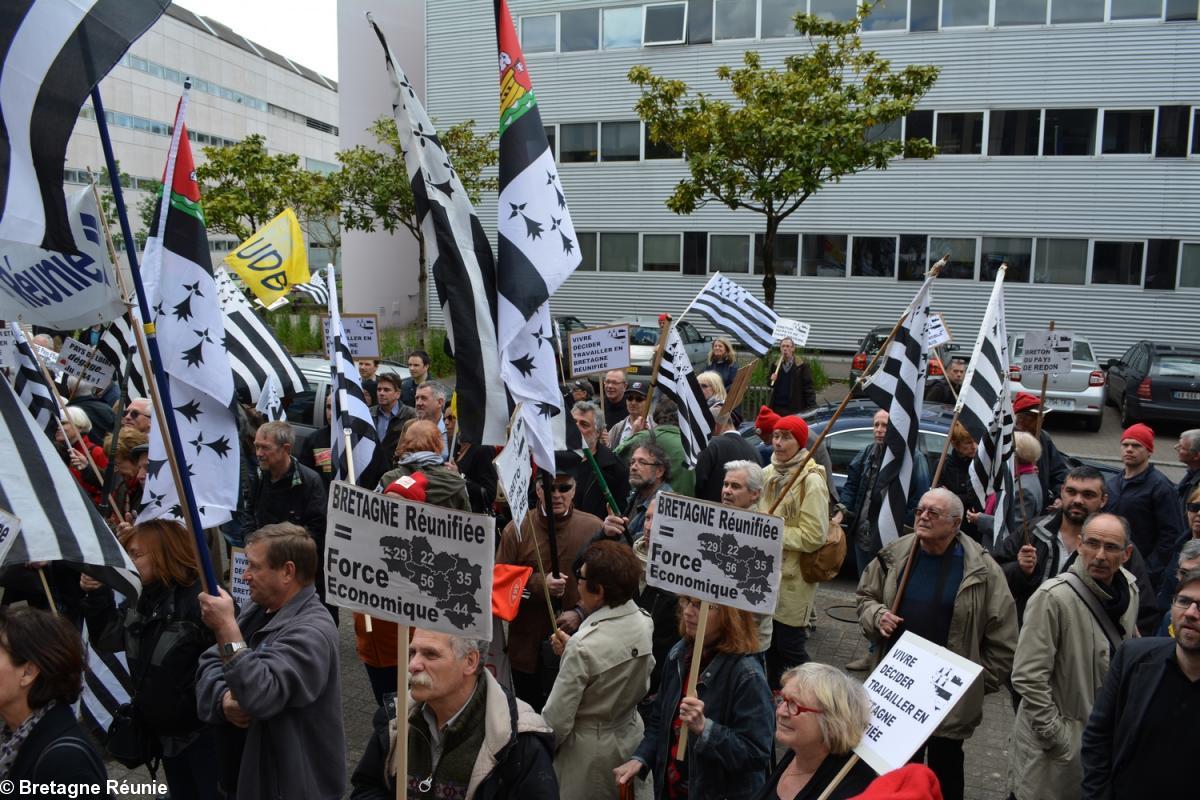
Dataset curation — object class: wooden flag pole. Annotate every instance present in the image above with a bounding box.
[395,626,410,800]
[674,599,710,760]
[342,421,374,634]
[643,315,673,413]
[1033,321,1055,439]
[523,515,563,633]
[815,754,862,800]
[38,569,58,617]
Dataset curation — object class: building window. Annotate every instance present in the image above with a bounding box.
[1180,243,1200,288]
[1092,241,1144,285]
[544,126,556,161]
[864,0,908,30]
[714,0,756,40]
[645,127,681,159]
[851,236,898,278]
[904,110,933,157]
[989,110,1041,156]
[909,0,940,30]
[560,123,598,163]
[1111,0,1164,19]
[1043,109,1097,155]
[687,0,713,43]
[710,234,751,273]
[520,15,556,53]
[601,121,641,161]
[1194,109,1200,154]
[1156,106,1190,158]
[930,237,976,279]
[577,233,598,271]
[599,233,639,271]
[1034,238,1088,285]
[1102,110,1154,155]
[935,112,985,155]
[811,1,858,23]
[1167,0,1200,21]
[561,8,600,51]
[754,233,799,276]
[761,0,804,37]
[866,119,903,144]
[942,0,989,27]
[981,237,1033,282]
[684,231,708,274]
[1144,240,1180,290]
[997,0,1047,24]
[644,234,682,271]
[801,234,848,277]
[898,234,929,281]
[603,6,643,48]
[1052,0,1105,23]
[645,2,688,45]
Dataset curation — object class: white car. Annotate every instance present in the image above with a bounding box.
[1008,334,1105,432]
[617,315,712,375]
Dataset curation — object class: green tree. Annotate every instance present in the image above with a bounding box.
[629,3,939,307]
[337,115,498,338]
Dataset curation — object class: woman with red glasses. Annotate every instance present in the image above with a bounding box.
[754,662,877,800]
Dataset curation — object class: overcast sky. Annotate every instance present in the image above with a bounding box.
[174,0,340,80]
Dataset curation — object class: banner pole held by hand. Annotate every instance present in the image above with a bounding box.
[675,599,710,760]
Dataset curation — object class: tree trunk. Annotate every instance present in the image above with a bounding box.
[761,218,779,309]
[417,231,431,353]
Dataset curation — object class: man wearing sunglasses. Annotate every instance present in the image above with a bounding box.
[1082,568,1200,799]
[1176,429,1200,514]
[120,397,153,434]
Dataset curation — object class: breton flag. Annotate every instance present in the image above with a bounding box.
[495,0,582,470]
[96,313,148,399]
[687,273,780,357]
[656,326,715,468]
[136,94,239,529]
[956,269,1017,545]
[7,323,58,437]
[0,0,169,253]
[255,374,285,422]
[326,265,377,482]
[863,275,936,546]
[0,375,141,600]
[369,17,508,447]
[291,275,330,306]
[78,623,132,738]
[213,267,307,402]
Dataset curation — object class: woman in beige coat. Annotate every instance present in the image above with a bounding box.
[543,540,654,799]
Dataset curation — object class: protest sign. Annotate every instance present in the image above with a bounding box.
[229,547,251,608]
[322,313,380,360]
[326,479,495,640]
[1021,329,1073,376]
[771,317,811,346]
[0,509,20,565]
[644,492,784,615]
[493,407,532,538]
[31,343,62,378]
[56,338,114,390]
[855,631,984,775]
[568,324,630,377]
[926,313,951,348]
[0,327,15,369]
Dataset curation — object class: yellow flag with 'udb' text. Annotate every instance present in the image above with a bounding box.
[224,208,308,305]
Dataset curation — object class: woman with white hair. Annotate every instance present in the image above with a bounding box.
[969,430,1044,551]
[56,406,108,507]
[753,663,877,800]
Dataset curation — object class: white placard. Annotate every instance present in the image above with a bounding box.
[0,508,21,566]
[644,492,784,615]
[30,343,62,378]
[925,313,951,348]
[322,313,380,360]
[493,408,532,538]
[568,324,630,377]
[1021,329,1073,377]
[771,318,811,347]
[325,480,495,640]
[56,338,114,390]
[229,547,251,608]
[0,327,16,369]
[855,631,985,775]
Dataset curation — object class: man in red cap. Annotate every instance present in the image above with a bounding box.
[1105,422,1187,590]
[1013,391,1068,507]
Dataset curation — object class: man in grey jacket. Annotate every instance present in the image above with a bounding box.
[197,523,345,799]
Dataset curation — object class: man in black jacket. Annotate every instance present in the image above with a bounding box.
[569,400,628,519]
[1081,568,1200,799]
[693,411,760,503]
[359,372,416,489]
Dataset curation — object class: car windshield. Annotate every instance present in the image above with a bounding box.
[1156,355,1200,378]
[630,326,660,346]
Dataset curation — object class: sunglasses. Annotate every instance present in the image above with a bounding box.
[550,482,574,494]
[1188,502,1200,513]
[122,409,146,420]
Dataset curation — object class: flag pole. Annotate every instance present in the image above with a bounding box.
[644,315,673,413]
[674,600,710,759]
[91,82,218,595]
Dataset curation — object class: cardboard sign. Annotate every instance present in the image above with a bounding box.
[30,342,62,378]
[0,508,20,565]
[644,492,784,615]
[925,313,951,348]
[568,324,630,377]
[493,408,532,538]
[229,547,251,608]
[0,327,16,370]
[325,479,495,639]
[322,313,380,360]
[855,631,985,775]
[56,338,114,390]
[771,317,811,347]
[1021,329,1073,377]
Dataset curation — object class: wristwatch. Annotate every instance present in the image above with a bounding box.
[220,641,248,661]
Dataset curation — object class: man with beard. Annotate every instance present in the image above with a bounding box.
[1082,568,1200,799]
[621,443,671,541]
[993,466,1159,633]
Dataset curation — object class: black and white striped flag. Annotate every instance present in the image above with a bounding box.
[96,313,148,399]
[291,278,329,307]
[863,276,936,546]
[7,323,57,437]
[326,266,377,482]
[687,273,780,357]
[214,267,307,401]
[656,326,715,468]
[0,0,169,252]
[78,623,132,738]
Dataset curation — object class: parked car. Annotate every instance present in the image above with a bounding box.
[285,355,411,438]
[615,315,711,375]
[1105,341,1200,426]
[848,324,952,397]
[1008,333,1106,432]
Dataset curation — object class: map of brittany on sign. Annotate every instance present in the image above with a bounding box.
[380,535,484,630]
[697,532,775,605]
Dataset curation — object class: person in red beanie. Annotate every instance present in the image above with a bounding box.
[1104,422,1187,590]
[849,764,942,800]
[1012,392,1068,507]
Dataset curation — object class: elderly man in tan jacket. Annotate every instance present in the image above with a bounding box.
[1007,513,1139,800]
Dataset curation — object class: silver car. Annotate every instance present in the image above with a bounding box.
[1008,334,1106,432]
[615,315,711,375]
[286,355,411,436]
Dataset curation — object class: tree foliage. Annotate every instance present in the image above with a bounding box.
[96,162,160,252]
[629,3,939,307]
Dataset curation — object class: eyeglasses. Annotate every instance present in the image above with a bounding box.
[678,598,703,610]
[550,483,574,494]
[1188,502,1200,513]
[915,505,951,520]
[1080,538,1126,554]
[573,565,587,582]
[123,409,146,420]
[774,696,824,716]
[1171,595,1200,612]
[630,458,660,468]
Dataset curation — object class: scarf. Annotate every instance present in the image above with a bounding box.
[398,450,444,468]
[0,700,55,778]
[1097,570,1132,637]
[766,448,808,502]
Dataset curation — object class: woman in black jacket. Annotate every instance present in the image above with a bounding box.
[937,421,983,544]
[0,606,106,796]
[81,519,218,800]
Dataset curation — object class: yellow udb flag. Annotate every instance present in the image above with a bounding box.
[224,208,308,305]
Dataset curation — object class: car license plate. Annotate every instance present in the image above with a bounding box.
[1174,391,1200,401]
[1046,398,1075,410]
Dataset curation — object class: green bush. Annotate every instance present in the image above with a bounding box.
[748,349,828,391]
[379,327,454,378]
[268,312,323,354]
